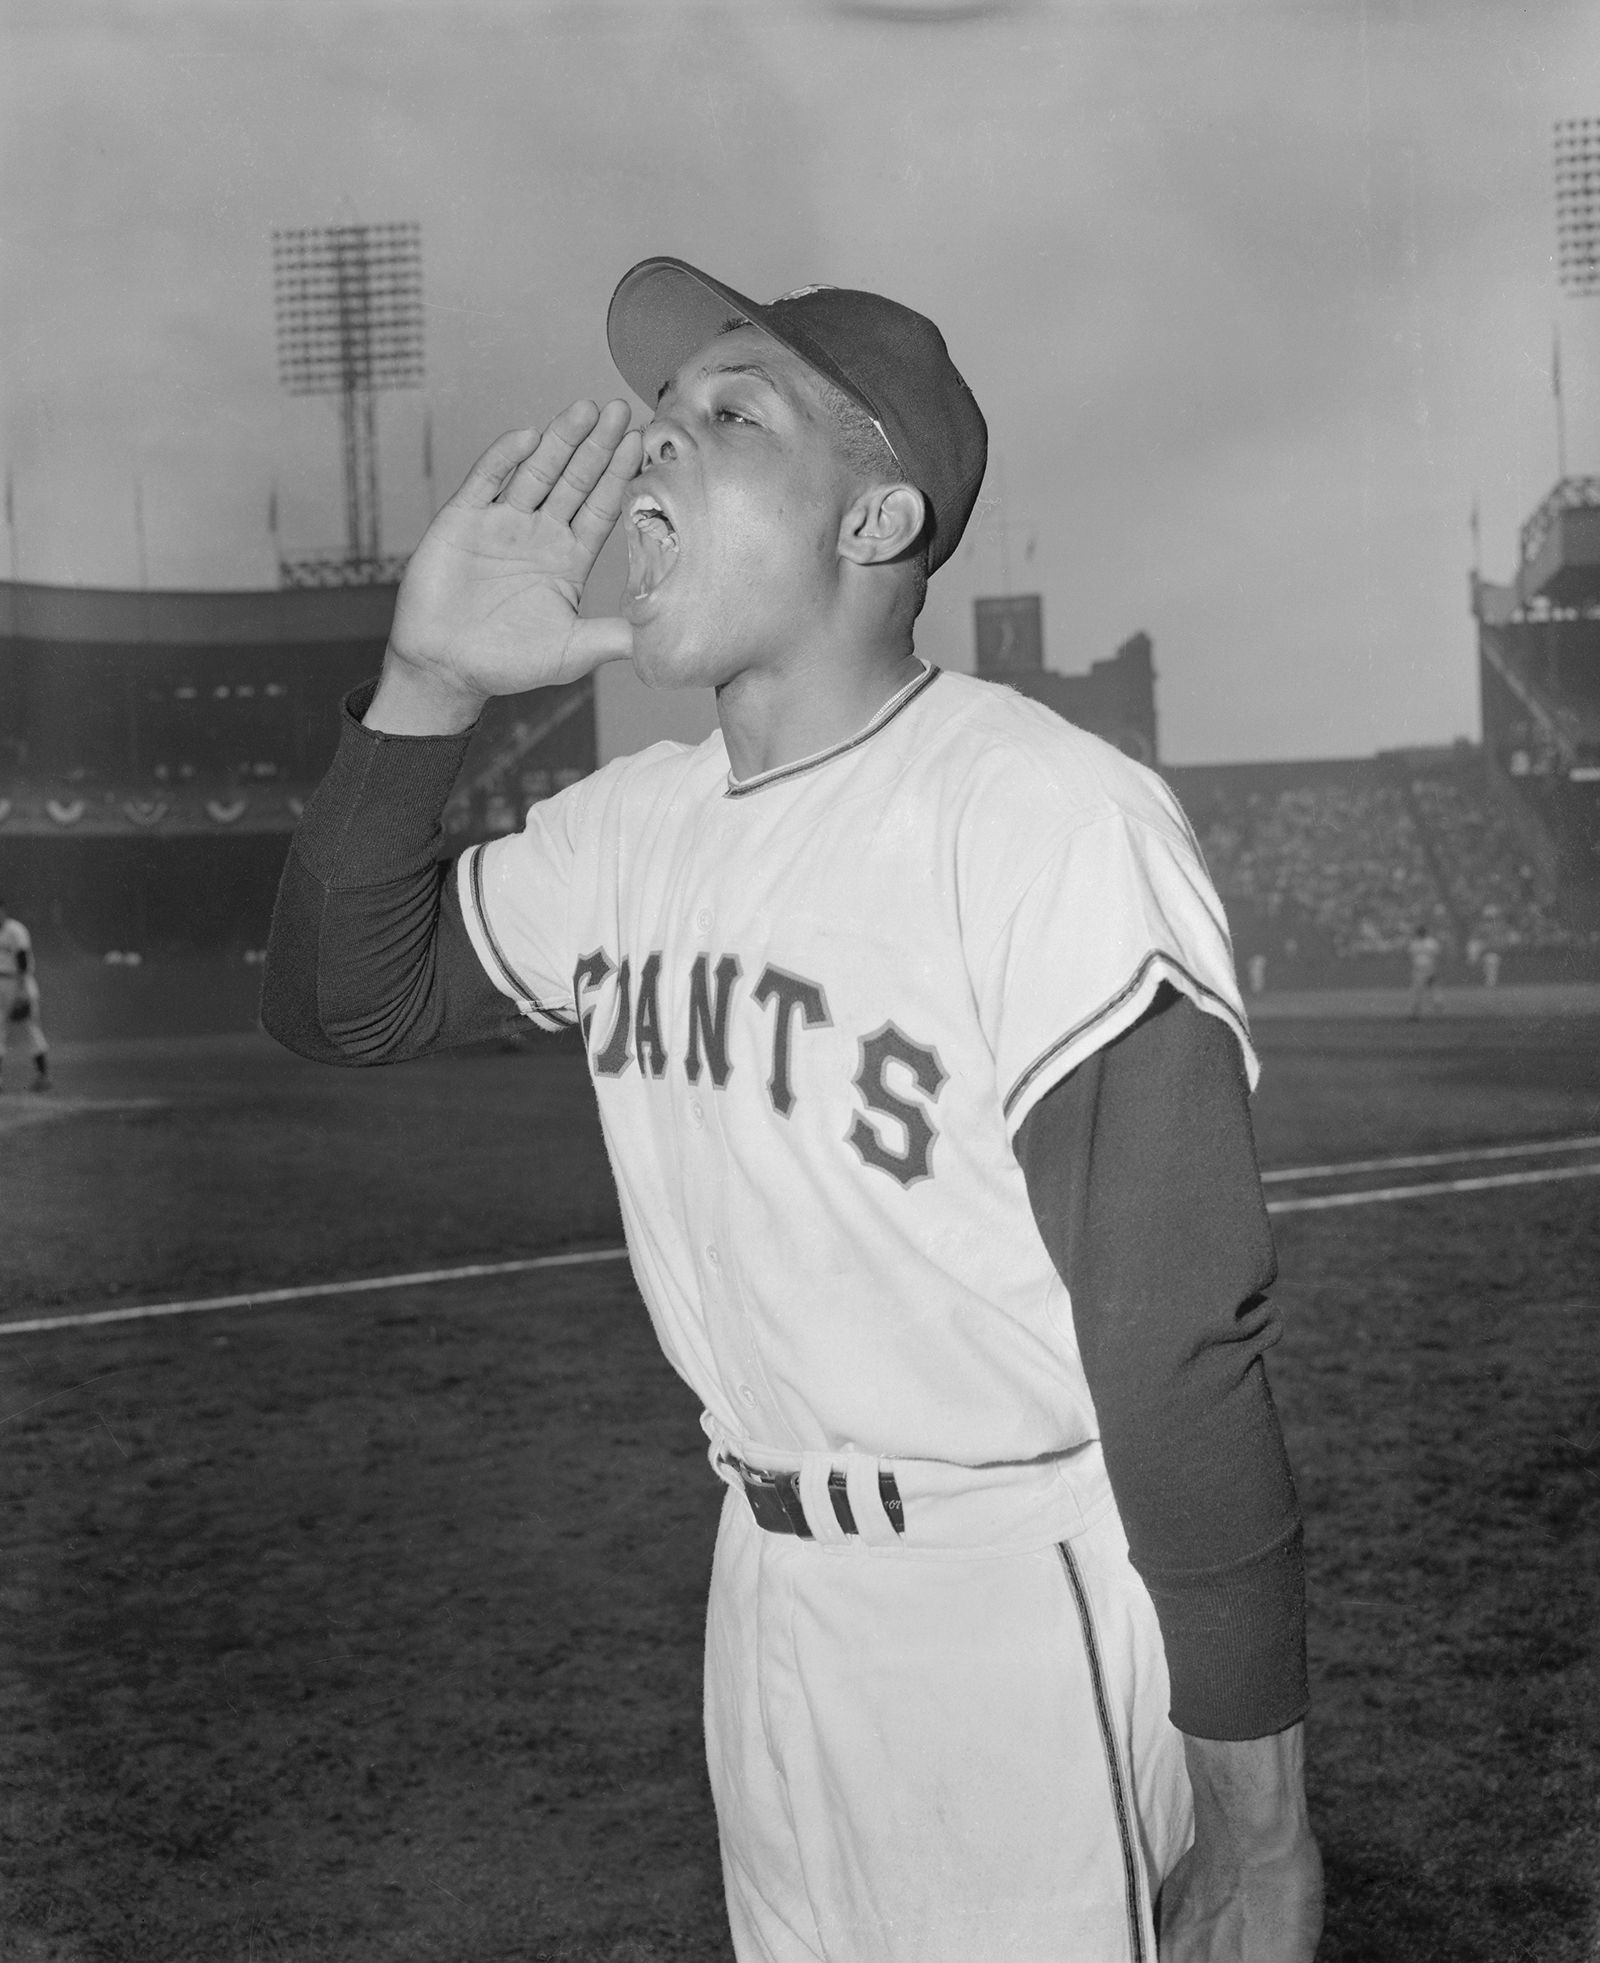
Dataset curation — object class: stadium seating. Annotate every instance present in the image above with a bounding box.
[1187,767,1578,958]
[1408,776,1572,950]
[1194,781,1445,956]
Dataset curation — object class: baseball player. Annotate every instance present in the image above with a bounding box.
[1406,923,1442,1019]
[264,259,1321,1961]
[0,900,51,1093]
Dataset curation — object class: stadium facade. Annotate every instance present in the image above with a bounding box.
[0,579,595,952]
[972,594,1159,765]
[1471,475,1600,927]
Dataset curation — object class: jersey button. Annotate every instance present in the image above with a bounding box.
[738,1385,757,1408]
[694,906,713,933]
[689,1100,706,1128]
[705,1245,721,1268]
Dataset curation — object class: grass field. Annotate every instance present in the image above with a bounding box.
[1,1005,1597,1961]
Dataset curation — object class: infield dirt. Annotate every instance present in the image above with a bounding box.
[1,1010,1597,1960]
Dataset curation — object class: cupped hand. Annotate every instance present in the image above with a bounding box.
[384,398,643,714]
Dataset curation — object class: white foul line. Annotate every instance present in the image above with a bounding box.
[0,1246,632,1339]
[1263,1133,1600,1184]
[1267,1159,1600,1215]
[4,1153,1600,1338]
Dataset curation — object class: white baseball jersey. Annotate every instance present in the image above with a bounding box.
[459,663,1252,1473]
[0,918,45,1071]
[457,662,1252,1960]
[0,917,40,1016]
[0,918,32,982]
[1410,932,1441,980]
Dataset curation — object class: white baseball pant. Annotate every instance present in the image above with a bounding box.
[703,1445,1192,1963]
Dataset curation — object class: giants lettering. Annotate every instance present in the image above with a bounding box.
[634,952,667,1078]
[572,950,614,1047]
[594,957,633,1076]
[847,1023,947,1186]
[752,966,831,1117]
[686,953,741,1087]
[571,949,946,1178]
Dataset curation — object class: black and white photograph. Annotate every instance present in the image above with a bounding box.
[2,3,1597,1958]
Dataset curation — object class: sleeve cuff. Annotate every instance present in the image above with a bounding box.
[1140,1524,1309,1740]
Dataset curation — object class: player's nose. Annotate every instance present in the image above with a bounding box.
[642,413,689,469]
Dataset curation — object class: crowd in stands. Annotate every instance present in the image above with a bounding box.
[1194,782,1447,956]
[1190,771,1579,959]
[1408,776,1573,951]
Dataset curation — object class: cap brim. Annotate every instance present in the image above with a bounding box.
[606,257,891,443]
[606,258,770,409]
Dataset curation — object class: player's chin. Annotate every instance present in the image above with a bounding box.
[627,616,724,693]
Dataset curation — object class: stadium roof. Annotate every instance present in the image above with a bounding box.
[0,578,398,647]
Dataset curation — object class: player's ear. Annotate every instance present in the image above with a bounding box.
[838,484,926,569]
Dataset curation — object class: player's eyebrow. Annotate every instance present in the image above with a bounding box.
[656,360,788,407]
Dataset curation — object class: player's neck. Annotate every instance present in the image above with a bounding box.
[716,638,924,784]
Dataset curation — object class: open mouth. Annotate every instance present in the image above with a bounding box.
[625,493,680,607]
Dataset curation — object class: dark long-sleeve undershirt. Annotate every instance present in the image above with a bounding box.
[262,684,512,1064]
[262,684,1307,1739]
[1014,991,1306,1739]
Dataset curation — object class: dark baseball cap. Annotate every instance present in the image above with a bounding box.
[606,256,987,574]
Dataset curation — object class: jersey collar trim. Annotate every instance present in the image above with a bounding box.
[723,663,941,799]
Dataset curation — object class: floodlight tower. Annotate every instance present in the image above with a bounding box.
[1554,119,1598,482]
[273,222,423,587]
[1555,118,1600,300]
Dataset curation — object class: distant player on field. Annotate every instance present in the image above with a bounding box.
[0,899,51,1094]
[263,259,1321,1960]
[1407,923,1442,1019]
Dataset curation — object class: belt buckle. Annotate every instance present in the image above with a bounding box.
[728,1457,812,1538]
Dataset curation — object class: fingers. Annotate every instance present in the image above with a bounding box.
[528,399,637,526]
[447,400,640,564]
[447,394,640,581]
[453,425,552,508]
[493,400,602,512]
[496,398,628,520]
[569,425,645,560]
[452,400,606,510]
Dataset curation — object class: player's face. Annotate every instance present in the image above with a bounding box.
[622,327,861,689]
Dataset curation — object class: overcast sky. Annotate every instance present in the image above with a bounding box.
[3,0,1596,763]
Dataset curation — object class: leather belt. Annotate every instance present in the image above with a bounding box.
[721,1452,906,1539]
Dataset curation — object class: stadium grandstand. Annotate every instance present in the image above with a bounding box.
[5,470,1597,984]
[1164,476,1600,979]
[1167,748,1576,973]
[0,578,595,955]
[1472,474,1600,929]
[977,553,1598,983]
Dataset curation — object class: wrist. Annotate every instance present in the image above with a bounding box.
[364,644,488,736]
[1182,1723,1313,1860]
